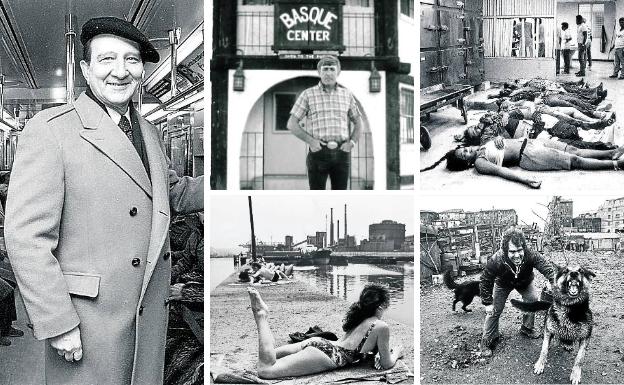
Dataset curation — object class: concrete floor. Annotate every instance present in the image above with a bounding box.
[420,60,624,194]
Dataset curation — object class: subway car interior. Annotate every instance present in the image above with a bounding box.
[0,0,204,383]
[0,0,204,178]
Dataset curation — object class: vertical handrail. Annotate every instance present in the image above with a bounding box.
[169,28,182,97]
[65,2,76,104]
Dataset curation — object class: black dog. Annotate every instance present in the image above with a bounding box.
[511,264,594,385]
[443,269,481,312]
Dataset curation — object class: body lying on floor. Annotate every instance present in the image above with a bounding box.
[421,77,624,188]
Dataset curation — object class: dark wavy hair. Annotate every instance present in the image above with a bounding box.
[455,127,481,146]
[500,227,528,257]
[420,145,473,172]
[342,283,390,332]
[510,90,538,102]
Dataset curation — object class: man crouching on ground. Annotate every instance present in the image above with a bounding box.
[479,227,555,356]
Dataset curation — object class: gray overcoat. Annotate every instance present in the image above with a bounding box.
[5,92,203,385]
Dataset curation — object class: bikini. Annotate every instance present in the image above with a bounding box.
[303,321,377,368]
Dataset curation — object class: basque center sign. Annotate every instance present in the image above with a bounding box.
[273,0,345,52]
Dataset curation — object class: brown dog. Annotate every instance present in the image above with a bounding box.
[511,264,594,385]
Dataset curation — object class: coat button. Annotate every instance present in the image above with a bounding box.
[163,251,171,260]
[129,207,138,216]
[139,305,144,315]
[132,258,141,267]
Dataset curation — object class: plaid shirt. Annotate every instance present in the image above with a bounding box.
[290,82,361,141]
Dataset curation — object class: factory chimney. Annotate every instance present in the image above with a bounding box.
[330,208,334,246]
[344,204,348,245]
[337,220,340,245]
[325,214,328,248]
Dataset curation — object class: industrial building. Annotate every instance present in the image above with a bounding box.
[367,220,406,251]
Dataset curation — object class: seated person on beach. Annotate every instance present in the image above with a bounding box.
[238,261,254,282]
[246,283,404,379]
[421,138,624,189]
[274,263,294,277]
[251,262,289,283]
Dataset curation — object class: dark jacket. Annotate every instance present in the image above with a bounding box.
[480,248,554,305]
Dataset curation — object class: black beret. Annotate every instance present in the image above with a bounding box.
[81,17,160,63]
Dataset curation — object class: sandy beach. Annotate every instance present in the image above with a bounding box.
[210,273,415,384]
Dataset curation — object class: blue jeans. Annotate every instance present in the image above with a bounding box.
[578,44,587,73]
[563,49,571,73]
[481,281,539,349]
[614,47,624,77]
[306,147,350,190]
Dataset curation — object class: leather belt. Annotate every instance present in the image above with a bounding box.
[320,140,346,149]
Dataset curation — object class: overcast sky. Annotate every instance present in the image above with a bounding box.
[421,194,622,229]
[209,195,414,250]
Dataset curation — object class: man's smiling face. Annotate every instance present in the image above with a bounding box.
[80,34,144,113]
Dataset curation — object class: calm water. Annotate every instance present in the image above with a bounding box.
[210,258,414,326]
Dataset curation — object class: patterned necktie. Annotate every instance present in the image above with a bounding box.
[119,115,134,143]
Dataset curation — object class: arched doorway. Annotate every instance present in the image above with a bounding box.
[239,76,374,190]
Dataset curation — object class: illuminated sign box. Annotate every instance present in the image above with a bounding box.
[272,0,345,53]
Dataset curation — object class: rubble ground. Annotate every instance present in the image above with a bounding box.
[420,251,624,384]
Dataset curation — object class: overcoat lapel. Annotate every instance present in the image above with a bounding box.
[135,112,171,295]
[74,93,152,198]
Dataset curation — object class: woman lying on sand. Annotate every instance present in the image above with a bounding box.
[247,283,404,379]
[421,138,624,189]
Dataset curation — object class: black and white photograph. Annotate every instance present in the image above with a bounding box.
[420,0,624,192]
[210,195,414,383]
[420,195,624,384]
[210,0,415,190]
[0,1,204,384]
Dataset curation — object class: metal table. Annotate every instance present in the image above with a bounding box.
[420,83,473,124]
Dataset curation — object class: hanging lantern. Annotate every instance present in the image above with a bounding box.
[233,60,245,92]
[369,61,381,93]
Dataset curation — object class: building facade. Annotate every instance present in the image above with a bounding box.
[573,214,602,233]
[369,219,406,250]
[420,210,439,225]
[211,0,414,190]
[465,209,517,227]
[596,197,624,233]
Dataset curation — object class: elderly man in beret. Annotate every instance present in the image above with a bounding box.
[5,17,203,385]
[287,55,363,190]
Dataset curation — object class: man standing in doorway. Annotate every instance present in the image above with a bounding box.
[576,15,589,76]
[5,17,203,385]
[288,55,363,190]
[610,17,624,79]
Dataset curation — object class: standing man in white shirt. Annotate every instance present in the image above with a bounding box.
[555,24,562,75]
[562,22,573,74]
[610,17,624,79]
[576,15,589,77]
[584,18,593,69]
